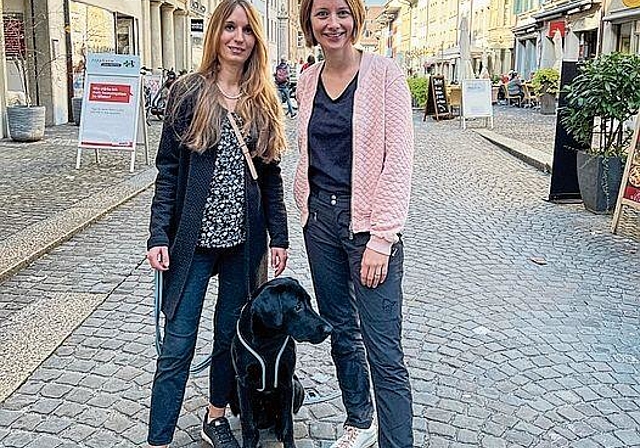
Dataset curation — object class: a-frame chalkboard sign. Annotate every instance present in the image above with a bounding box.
[423,75,451,121]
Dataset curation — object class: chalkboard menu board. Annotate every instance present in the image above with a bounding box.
[423,76,451,121]
[612,117,640,233]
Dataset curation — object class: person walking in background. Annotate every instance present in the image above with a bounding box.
[275,56,297,117]
[301,54,316,72]
[145,0,289,446]
[294,0,414,445]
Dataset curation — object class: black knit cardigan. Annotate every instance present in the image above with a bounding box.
[147,81,289,320]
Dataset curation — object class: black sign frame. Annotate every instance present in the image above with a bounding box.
[423,75,451,121]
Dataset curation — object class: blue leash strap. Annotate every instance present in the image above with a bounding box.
[153,270,212,374]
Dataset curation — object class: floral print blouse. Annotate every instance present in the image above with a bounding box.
[197,113,247,248]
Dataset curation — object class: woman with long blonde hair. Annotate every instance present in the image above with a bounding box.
[146,0,289,446]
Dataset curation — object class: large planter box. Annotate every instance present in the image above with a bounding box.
[576,151,624,214]
[7,105,45,142]
[539,93,556,115]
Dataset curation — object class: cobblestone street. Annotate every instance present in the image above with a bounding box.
[0,109,639,447]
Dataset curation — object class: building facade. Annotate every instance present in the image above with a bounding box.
[377,0,515,80]
[2,0,297,127]
[513,0,601,80]
[601,0,640,54]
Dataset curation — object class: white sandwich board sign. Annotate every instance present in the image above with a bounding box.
[76,53,148,172]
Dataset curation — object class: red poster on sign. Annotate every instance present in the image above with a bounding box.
[623,154,640,203]
[612,124,640,233]
[89,83,132,103]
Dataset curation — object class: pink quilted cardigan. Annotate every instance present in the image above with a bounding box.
[293,52,414,255]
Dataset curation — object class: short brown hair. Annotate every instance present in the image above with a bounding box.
[299,0,366,47]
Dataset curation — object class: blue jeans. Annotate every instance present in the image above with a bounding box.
[303,190,413,448]
[148,245,249,446]
[278,84,295,116]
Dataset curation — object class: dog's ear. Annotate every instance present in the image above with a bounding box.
[251,287,284,329]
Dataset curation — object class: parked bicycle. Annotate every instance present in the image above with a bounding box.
[141,67,178,124]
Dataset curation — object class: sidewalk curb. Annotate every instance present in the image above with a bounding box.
[474,128,553,173]
[0,168,157,284]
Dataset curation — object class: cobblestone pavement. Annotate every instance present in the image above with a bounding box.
[0,111,639,448]
[489,105,556,155]
[0,123,161,242]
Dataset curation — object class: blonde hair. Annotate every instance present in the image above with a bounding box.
[299,0,365,48]
[169,0,285,162]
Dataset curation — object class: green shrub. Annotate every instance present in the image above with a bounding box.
[531,68,560,96]
[561,52,640,157]
[407,77,429,108]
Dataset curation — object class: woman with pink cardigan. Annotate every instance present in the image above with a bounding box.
[294,0,414,446]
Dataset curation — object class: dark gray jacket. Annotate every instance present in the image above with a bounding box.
[147,79,289,320]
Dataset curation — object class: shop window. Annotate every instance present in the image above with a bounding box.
[116,16,135,55]
[617,22,633,53]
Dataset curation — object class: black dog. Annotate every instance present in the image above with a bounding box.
[230,277,332,448]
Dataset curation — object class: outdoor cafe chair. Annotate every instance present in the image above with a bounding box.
[522,84,538,108]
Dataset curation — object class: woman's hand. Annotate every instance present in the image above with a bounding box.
[360,247,389,289]
[147,246,170,271]
[271,247,288,277]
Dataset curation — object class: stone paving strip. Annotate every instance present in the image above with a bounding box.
[0,169,156,283]
[0,292,107,403]
[0,123,161,243]
[473,129,553,173]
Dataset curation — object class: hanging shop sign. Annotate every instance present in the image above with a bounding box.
[76,53,148,173]
[612,117,640,232]
[548,20,566,37]
[622,0,640,8]
[191,18,204,33]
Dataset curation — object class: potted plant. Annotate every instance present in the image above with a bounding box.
[7,56,46,142]
[6,5,75,140]
[531,68,559,115]
[561,52,640,213]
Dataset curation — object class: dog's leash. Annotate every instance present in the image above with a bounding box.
[154,270,212,374]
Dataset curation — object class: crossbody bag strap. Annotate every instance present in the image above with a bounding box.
[227,112,258,181]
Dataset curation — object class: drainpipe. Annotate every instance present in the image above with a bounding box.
[63,0,73,122]
[28,0,40,105]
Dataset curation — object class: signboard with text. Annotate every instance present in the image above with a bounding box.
[612,116,640,233]
[461,79,493,129]
[423,76,451,121]
[77,53,148,172]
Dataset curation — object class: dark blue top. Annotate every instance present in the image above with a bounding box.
[308,74,358,195]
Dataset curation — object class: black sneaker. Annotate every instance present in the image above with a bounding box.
[201,413,240,448]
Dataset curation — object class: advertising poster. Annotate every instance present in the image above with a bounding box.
[462,80,492,114]
[612,118,640,233]
[461,79,493,129]
[80,75,139,148]
[77,54,148,172]
[79,54,141,149]
[622,149,640,204]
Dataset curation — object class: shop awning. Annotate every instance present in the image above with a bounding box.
[603,7,640,22]
[532,0,596,21]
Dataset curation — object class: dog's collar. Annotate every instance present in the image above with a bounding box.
[236,316,290,392]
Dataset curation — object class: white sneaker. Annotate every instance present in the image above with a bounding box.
[330,422,377,448]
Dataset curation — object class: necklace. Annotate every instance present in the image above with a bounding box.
[216,82,243,100]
